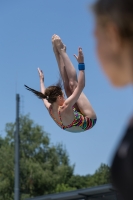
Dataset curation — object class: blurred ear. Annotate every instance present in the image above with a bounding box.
[59,95,62,100]
[106,23,122,52]
[57,95,62,101]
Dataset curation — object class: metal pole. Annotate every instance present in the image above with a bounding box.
[14,94,20,200]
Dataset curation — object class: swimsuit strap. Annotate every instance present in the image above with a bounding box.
[58,106,78,129]
[58,107,65,129]
[50,106,82,130]
[58,109,62,122]
[72,107,76,113]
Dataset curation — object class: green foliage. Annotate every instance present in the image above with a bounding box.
[0,137,14,200]
[0,115,111,200]
[68,164,110,190]
[68,175,89,189]
[55,183,76,193]
[86,163,110,187]
[0,115,74,199]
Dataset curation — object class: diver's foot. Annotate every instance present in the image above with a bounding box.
[52,34,57,53]
[53,34,66,53]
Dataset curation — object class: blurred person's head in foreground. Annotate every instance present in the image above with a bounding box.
[92,0,133,87]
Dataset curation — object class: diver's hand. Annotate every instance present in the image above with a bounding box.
[74,47,84,63]
[38,68,44,82]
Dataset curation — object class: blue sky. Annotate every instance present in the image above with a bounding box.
[0,0,133,176]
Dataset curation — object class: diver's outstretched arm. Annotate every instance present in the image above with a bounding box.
[38,68,51,110]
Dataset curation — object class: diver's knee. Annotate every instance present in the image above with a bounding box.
[69,81,77,92]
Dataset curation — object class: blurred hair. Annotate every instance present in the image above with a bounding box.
[92,0,133,41]
[25,80,63,104]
